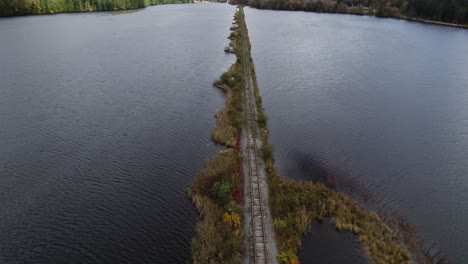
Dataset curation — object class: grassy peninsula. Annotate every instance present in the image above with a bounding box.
[189,6,433,264]
[0,0,193,16]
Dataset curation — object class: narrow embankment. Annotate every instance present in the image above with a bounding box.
[190,5,419,264]
[238,6,278,264]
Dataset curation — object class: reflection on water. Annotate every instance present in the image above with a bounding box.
[111,9,141,15]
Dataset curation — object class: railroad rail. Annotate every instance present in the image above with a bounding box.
[239,7,273,264]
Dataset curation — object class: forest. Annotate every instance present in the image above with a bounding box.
[0,0,192,16]
[233,0,468,25]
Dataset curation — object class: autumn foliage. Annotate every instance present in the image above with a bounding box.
[223,212,241,229]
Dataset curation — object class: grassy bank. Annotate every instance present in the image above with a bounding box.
[0,0,193,16]
[189,9,245,264]
[237,7,417,264]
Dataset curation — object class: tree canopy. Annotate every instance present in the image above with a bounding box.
[0,0,192,16]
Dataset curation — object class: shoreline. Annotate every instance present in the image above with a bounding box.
[403,16,468,29]
[236,4,468,30]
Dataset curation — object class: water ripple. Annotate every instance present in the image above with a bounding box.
[0,4,235,264]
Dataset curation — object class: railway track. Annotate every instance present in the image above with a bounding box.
[238,7,275,264]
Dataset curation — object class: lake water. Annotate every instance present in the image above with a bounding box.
[245,8,468,263]
[0,4,235,263]
[2,4,467,264]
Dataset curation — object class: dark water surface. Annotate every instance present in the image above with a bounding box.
[298,221,369,264]
[0,4,235,263]
[245,8,468,263]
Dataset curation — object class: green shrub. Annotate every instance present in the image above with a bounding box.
[257,111,268,129]
[262,143,274,162]
[210,178,232,205]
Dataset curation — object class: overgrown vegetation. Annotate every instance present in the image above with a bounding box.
[264,155,414,264]
[211,60,243,147]
[232,0,468,26]
[189,10,245,264]
[190,149,243,264]
[0,0,193,16]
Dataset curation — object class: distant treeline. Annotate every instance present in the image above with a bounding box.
[0,0,193,16]
[233,0,468,25]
